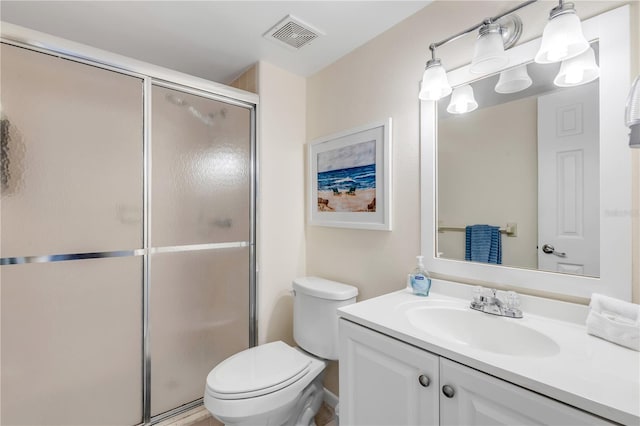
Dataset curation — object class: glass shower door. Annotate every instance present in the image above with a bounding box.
[149,85,252,417]
[0,43,144,425]
[1,41,256,425]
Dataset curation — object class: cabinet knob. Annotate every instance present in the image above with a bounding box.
[418,374,430,387]
[442,385,455,398]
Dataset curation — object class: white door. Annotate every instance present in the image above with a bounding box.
[339,319,439,426]
[537,81,599,276]
[439,358,613,425]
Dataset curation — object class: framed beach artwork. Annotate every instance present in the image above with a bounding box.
[308,118,392,230]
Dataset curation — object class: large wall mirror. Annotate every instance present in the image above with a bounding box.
[420,6,632,300]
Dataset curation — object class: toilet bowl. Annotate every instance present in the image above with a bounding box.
[204,341,326,425]
[204,277,358,426]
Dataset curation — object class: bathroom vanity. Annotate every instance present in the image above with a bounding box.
[337,280,640,425]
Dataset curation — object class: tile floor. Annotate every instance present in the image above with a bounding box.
[161,401,337,426]
[315,401,337,426]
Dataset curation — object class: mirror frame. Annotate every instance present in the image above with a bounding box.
[420,5,632,301]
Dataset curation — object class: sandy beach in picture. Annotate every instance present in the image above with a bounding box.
[317,188,376,212]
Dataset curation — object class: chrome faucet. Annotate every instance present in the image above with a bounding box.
[470,287,523,318]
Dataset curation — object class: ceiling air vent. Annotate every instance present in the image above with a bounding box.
[264,15,323,50]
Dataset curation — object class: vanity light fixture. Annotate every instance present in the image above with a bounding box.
[418,0,596,102]
[535,0,589,64]
[553,46,599,87]
[495,64,533,94]
[447,85,478,114]
[626,75,640,148]
[418,1,534,101]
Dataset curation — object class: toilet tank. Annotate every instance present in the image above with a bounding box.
[292,277,358,360]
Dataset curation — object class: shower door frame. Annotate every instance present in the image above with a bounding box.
[1,22,258,426]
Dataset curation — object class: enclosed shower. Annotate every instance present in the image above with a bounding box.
[0,33,256,425]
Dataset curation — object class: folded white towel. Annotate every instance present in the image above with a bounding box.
[586,293,640,351]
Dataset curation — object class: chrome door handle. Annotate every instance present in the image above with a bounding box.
[541,244,566,257]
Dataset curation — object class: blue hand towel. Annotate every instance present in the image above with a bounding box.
[465,225,502,264]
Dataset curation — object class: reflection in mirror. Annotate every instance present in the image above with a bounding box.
[437,42,600,277]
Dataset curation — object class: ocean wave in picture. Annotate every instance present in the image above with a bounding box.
[317,164,375,191]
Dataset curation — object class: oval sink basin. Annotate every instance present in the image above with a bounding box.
[406,306,560,357]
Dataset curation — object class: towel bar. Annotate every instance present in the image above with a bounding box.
[438,223,517,237]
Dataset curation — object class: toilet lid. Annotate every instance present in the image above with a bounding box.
[206,341,311,400]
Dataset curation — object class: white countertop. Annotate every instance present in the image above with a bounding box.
[337,281,640,425]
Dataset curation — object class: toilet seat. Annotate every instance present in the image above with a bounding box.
[206,341,312,400]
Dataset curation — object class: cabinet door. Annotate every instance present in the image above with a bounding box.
[440,358,614,425]
[339,319,439,425]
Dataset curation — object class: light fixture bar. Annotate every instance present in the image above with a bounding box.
[428,0,537,53]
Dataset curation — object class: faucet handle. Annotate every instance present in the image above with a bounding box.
[503,291,523,318]
[506,291,520,309]
[472,286,484,303]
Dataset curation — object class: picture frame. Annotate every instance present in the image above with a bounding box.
[308,118,392,231]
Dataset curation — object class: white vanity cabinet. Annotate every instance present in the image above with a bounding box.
[339,319,614,426]
[339,319,439,425]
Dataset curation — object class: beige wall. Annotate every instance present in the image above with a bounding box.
[257,61,307,345]
[306,0,639,394]
[229,64,258,94]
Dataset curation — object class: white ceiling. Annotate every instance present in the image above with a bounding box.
[0,1,430,84]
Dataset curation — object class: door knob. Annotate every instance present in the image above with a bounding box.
[541,244,566,257]
[442,385,455,398]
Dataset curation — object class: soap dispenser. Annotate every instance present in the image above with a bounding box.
[410,255,431,296]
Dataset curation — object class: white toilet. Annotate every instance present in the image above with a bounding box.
[204,277,358,426]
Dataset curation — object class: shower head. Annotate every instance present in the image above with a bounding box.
[165,93,188,106]
[165,93,226,127]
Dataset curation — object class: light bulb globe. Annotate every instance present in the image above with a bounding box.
[447,84,478,114]
[419,60,452,101]
[495,64,532,94]
[470,24,508,75]
[535,6,589,64]
[554,47,599,87]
